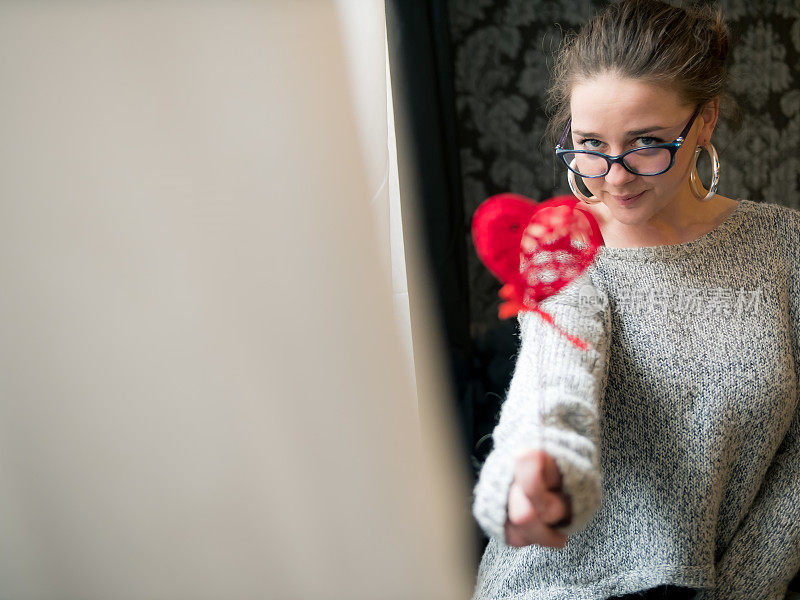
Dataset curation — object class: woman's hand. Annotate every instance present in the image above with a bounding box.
[504,449,573,548]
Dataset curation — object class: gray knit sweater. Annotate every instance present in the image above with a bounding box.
[471,199,800,600]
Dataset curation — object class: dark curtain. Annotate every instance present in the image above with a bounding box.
[384,0,504,571]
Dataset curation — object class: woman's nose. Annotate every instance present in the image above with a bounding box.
[604,161,637,187]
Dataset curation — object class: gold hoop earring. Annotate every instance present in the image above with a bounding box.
[689,143,720,202]
[567,160,601,204]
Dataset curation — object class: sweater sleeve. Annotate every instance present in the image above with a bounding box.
[693,399,800,600]
[471,269,611,546]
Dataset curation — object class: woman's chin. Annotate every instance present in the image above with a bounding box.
[607,204,651,226]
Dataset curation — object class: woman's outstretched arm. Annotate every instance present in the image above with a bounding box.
[471,269,611,546]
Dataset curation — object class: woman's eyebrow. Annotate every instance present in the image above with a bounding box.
[573,125,668,137]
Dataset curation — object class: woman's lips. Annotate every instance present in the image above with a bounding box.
[612,191,645,204]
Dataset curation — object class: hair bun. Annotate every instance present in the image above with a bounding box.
[714,25,729,62]
[692,5,729,62]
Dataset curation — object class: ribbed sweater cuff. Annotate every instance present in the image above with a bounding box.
[472,435,602,545]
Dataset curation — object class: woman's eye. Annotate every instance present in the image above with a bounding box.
[635,136,663,147]
[579,138,603,150]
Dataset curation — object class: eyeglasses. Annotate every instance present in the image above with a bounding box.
[554,106,701,177]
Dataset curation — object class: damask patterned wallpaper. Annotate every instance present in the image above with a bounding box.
[448,0,800,332]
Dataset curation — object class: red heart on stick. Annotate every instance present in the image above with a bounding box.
[471,193,604,350]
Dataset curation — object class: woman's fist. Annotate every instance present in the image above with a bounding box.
[504,449,572,548]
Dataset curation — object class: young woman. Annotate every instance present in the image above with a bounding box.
[471,1,800,599]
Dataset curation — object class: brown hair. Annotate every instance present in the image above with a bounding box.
[545,0,738,146]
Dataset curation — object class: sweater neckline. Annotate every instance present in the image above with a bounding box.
[596,199,753,262]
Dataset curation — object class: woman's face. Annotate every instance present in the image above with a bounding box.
[568,73,717,227]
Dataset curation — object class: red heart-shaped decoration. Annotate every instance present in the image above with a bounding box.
[471,193,604,349]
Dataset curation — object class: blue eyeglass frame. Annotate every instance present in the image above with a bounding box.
[554,105,702,177]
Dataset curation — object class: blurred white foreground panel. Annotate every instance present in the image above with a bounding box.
[0,2,473,599]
